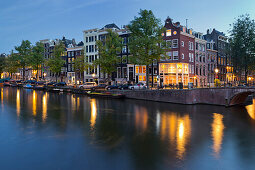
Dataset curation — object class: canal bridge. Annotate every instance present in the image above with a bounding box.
[114,87,255,107]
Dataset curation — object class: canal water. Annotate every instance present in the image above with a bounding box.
[0,87,255,170]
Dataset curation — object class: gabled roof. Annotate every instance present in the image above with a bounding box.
[101,23,120,30]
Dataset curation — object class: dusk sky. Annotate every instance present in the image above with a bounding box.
[1,0,255,54]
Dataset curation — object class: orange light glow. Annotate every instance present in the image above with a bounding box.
[90,99,97,128]
[16,89,20,117]
[246,99,255,120]
[32,90,37,116]
[42,93,47,122]
[211,113,225,158]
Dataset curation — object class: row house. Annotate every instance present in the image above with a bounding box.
[83,24,120,83]
[206,40,217,85]
[40,37,76,82]
[194,32,207,87]
[204,29,231,83]
[159,17,195,86]
[66,46,84,84]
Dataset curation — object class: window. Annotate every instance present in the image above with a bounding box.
[142,66,146,73]
[86,46,88,53]
[172,39,178,48]
[86,37,88,43]
[122,46,127,53]
[189,42,194,50]
[86,56,88,62]
[166,40,171,48]
[181,41,184,47]
[191,53,194,62]
[173,51,178,60]
[95,36,97,41]
[166,52,172,60]
[95,55,97,60]
[166,29,171,36]
[182,53,184,59]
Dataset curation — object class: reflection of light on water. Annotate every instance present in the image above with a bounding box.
[71,94,76,111]
[16,89,20,117]
[176,115,191,159]
[211,113,225,158]
[135,107,148,132]
[246,99,255,120]
[77,97,80,110]
[90,99,97,128]
[1,88,3,106]
[42,92,48,122]
[32,90,37,116]
[159,113,191,159]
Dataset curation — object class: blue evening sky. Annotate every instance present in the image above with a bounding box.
[1,0,255,54]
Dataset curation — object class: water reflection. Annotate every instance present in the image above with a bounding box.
[16,89,20,117]
[1,88,3,106]
[32,90,37,116]
[246,99,255,120]
[90,98,97,128]
[134,106,148,132]
[176,115,191,159]
[159,113,191,159]
[42,92,48,122]
[211,113,225,158]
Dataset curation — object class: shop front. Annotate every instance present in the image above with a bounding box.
[159,63,190,86]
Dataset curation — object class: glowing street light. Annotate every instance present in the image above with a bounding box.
[215,68,219,74]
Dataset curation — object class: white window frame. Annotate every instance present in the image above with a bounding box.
[173,51,179,60]
[182,53,184,59]
[172,39,178,48]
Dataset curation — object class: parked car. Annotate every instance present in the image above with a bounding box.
[79,82,97,89]
[54,82,67,87]
[129,83,146,90]
[106,85,119,90]
[91,84,107,91]
[118,84,132,90]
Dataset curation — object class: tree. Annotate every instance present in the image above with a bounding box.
[0,56,6,78]
[128,9,168,88]
[94,29,122,83]
[15,40,32,80]
[46,41,65,82]
[31,42,44,81]
[74,48,89,84]
[5,51,19,78]
[229,14,255,83]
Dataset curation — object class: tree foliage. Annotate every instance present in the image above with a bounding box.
[229,14,255,82]
[31,42,44,81]
[0,56,6,75]
[5,51,19,78]
[74,49,89,82]
[15,40,32,80]
[128,9,168,87]
[46,41,65,81]
[94,29,122,80]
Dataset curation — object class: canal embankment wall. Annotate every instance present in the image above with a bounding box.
[111,88,255,106]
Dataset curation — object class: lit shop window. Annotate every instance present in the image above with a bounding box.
[143,76,146,81]
[142,66,146,73]
[139,75,143,82]
[136,66,139,73]
[166,29,171,36]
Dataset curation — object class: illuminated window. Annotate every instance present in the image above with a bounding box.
[143,76,146,81]
[166,29,171,36]
[139,75,143,82]
[142,66,146,73]
[139,66,142,73]
[136,66,139,73]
